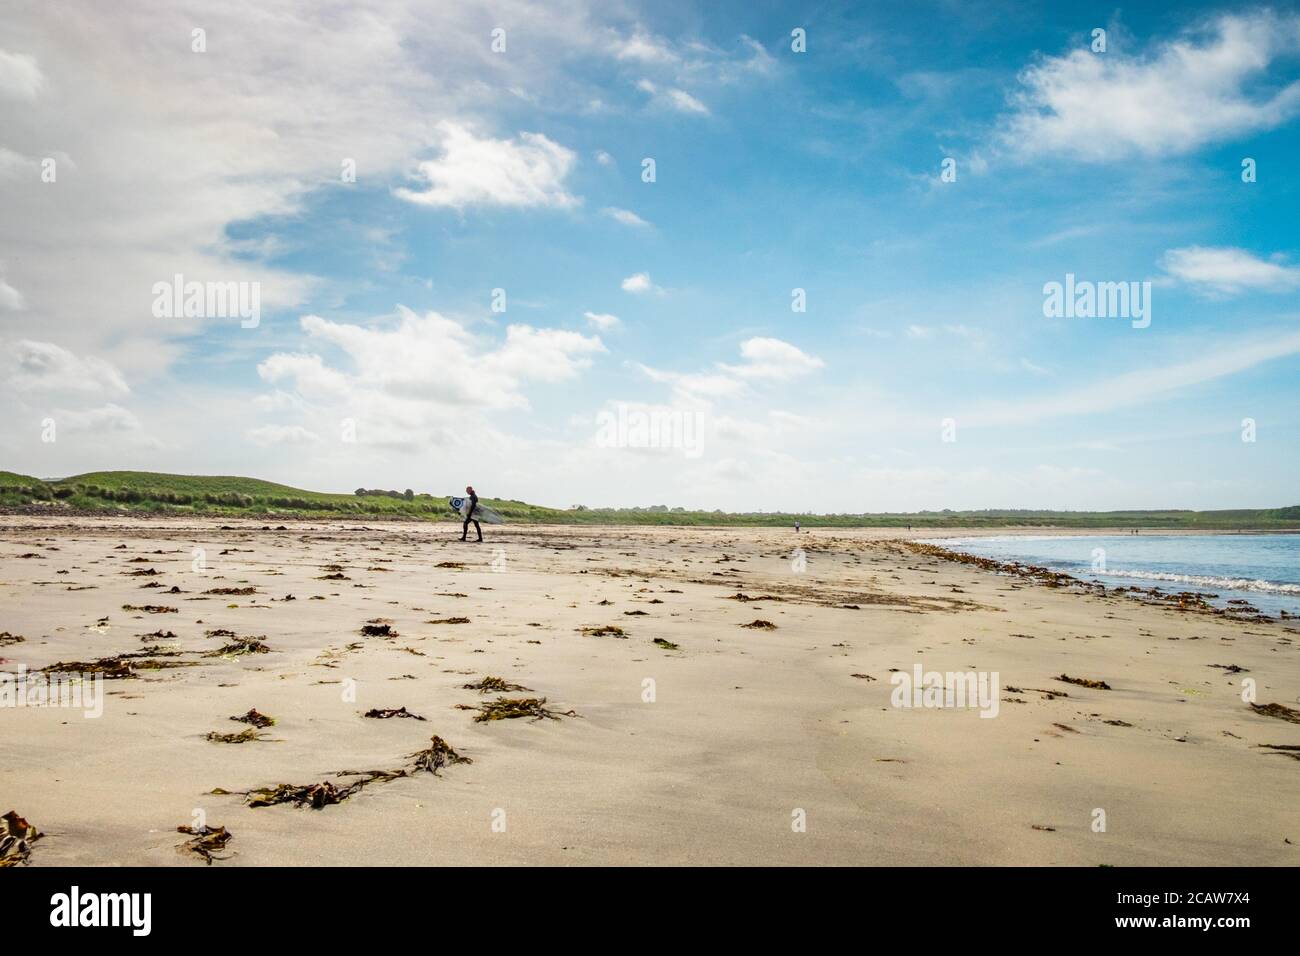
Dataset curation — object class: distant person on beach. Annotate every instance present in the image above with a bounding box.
[461,485,482,542]
[795,520,800,533]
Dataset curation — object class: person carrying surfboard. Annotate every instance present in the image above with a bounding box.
[460,485,483,542]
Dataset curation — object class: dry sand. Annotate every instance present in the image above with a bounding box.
[2,516,1297,866]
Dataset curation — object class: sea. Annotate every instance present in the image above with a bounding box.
[927,533,1300,617]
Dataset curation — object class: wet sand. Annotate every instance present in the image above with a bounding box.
[2,516,1297,866]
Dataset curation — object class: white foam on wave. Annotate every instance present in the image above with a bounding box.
[1090,569,1300,595]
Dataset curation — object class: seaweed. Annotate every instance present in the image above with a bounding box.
[0,632,24,646]
[726,592,785,603]
[1250,702,1300,724]
[231,708,275,728]
[243,780,355,809]
[462,675,532,693]
[39,658,137,679]
[652,637,680,650]
[580,624,627,637]
[176,822,234,862]
[741,619,777,629]
[426,617,470,625]
[1256,744,1300,761]
[456,696,577,722]
[407,735,472,774]
[364,706,426,720]
[207,636,270,656]
[204,587,256,596]
[1056,674,1111,690]
[121,604,178,613]
[232,736,469,810]
[361,621,397,637]
[0,810,40,867]
[205,728,269,744]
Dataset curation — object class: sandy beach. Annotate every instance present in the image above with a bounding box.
[3,516,1297,867]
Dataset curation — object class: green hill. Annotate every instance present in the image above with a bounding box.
[0,470,1296,529]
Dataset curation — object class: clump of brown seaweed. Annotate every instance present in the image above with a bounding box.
[231,708,275,728]
[0,811,40,867]
[207,636,270,657]
[580,624,626,637]
[456,697,577,722]
[462,676,532,693]
[1250,702,1300,724]
[407,735,472,774]
[1056,674,1111,690]
[205,728,269,744]
[364,706,426,720]
[176,823,232,864]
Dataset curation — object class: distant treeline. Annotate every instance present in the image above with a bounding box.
[354,488,435,501]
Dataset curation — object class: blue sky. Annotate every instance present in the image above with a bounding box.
[1,0,1298,511]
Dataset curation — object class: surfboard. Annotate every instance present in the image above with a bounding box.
[448,496,503,524]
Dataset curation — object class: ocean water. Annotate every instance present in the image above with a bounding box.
[928,533,1300,617]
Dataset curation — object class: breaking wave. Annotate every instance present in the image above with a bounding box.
[1091,568,1300,596]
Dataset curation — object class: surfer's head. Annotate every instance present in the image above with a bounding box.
[466,485,474,494]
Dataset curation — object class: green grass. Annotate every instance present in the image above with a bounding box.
[0,470,44,488]
[0,470,1296,528]
[63,471,338,499]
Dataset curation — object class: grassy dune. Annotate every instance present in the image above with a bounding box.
[0,470,1297,528]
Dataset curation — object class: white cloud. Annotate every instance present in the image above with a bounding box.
[1000,12,1300,161]
[257,306,605,448]
[594,150,614,166]
[0,0,617,379]
[247,424,320,446]
[1,340,129,394]
[394,122,579,210]
[721,337,825,381]
[636,78,710,115]
[584,311,620,330]
[1161,246,1300,294]
[0,274,23,309]
[638,336,824,402]
[0,50,44,101]
[53,403,143,434]
[621,272,656,294]
[615,33,678,65]
[602,206,651,228]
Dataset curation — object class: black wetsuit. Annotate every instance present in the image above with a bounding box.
[461,492,482,541]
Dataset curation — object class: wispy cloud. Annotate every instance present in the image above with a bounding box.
[969,331,1300,426]
[636,79,710,115]
[1162,246,1300,294]
[637,337,824,402]
[602,206,651,228]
